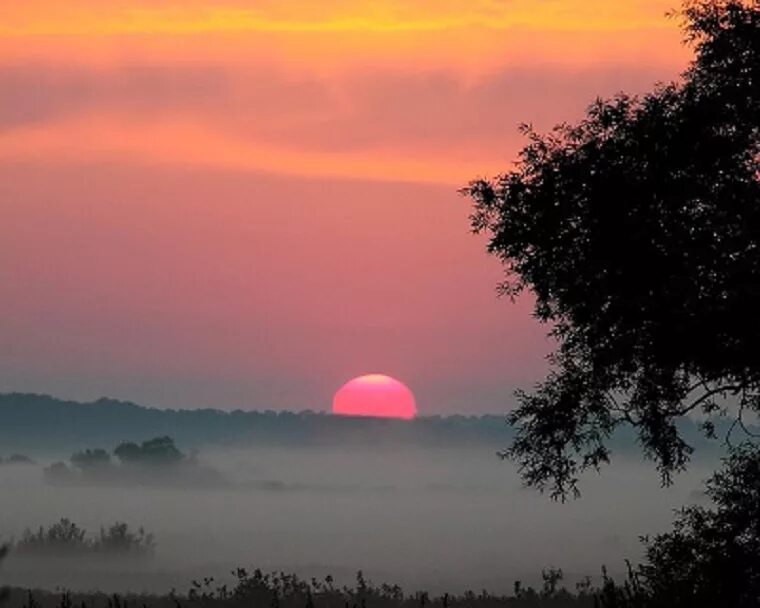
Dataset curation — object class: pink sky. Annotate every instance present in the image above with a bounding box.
[1,1,690,412]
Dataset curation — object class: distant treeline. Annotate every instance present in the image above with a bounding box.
[0,392,734,456]
[0,393,514,452]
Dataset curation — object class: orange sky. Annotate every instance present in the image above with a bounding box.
[1,1,692,412]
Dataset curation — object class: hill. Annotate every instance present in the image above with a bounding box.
[0,393,515,454]
[0,392,739,459]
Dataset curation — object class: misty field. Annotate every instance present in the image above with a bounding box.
[0,446,711,595]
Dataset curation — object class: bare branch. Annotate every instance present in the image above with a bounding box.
[677,384,744,416]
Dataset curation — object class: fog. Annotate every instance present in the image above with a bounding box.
[0,445,713,594]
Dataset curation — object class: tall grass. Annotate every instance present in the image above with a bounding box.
[0,565,651,608]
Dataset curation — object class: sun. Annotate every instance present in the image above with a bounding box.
[332,374,417,419]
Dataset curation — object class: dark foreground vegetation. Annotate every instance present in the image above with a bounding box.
[0,567,646,608]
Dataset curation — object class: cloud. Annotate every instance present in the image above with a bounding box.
[0,61,682,183]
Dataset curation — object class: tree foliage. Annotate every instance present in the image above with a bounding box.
[70,449,111,471]
[464,0,760,498]
[637,443,760,607]
[114,436,185,466]
[0,544,8,604]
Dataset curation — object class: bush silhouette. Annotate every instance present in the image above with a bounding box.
[114,436,185,466]
[635,443,760,607]
[12,518,155,558]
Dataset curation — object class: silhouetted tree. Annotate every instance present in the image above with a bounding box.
[17,518,87,554]
[70,448,111,472]
[463,0,760,499]
[13,518,155,557]
[635,443,760,607]
[0,544,8,604]
[114,436,185,466]
[96,522,155,556]
[113,441,142,464]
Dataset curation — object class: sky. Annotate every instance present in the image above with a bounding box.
[1,1,692,414]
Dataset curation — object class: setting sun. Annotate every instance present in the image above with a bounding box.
[332,374,417,419]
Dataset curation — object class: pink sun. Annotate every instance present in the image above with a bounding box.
[332,374,417,419]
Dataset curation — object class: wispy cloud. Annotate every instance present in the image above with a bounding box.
[0,61,683,183]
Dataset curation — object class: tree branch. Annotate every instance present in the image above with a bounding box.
[677,383,744,416]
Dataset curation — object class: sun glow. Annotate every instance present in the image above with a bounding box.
[0,0,687,185]
[0,1,675,37]
[332,374,417,420]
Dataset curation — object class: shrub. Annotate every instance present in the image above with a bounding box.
[12,519,155,558]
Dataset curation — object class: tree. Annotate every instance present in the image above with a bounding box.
[17,518,88,554]
[0,544,8,604]
[638,443,760,607]
[114,436,185,466]
[96,522,155,556]
[14,519,156,558]
[463,0,760,499]
[139,436,184,465]
[70,448,111,471]
[113,441,142,464]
